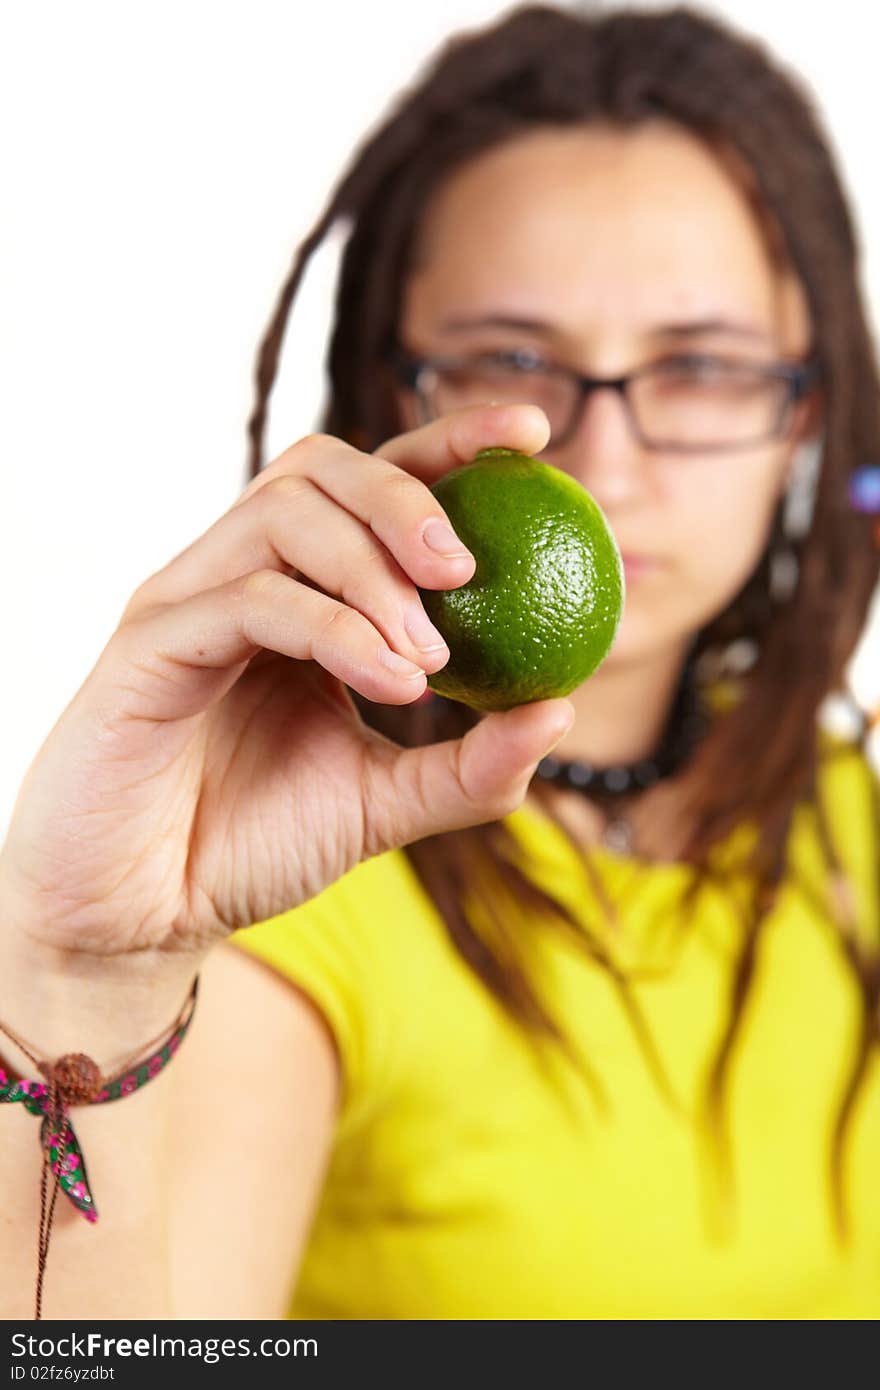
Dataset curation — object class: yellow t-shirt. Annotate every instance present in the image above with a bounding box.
[231,735,880,1319]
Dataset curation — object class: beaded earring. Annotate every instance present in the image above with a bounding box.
[848,463,880,545]
[769,439,822,605]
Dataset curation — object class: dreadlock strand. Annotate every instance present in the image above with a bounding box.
[246,213,337,480]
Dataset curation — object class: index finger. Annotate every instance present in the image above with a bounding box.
[376,403,551,480]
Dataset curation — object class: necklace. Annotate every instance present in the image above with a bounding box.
[531,655,711,853]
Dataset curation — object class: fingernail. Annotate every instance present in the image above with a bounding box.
[404,603,448,653]
[422,519,473,559]
[377,647,427,680]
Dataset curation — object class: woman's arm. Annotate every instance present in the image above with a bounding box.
[0,406,571,1320]
[0,939,339,1320]
[168,944,340,1320]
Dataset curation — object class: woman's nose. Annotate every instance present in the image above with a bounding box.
[552,386,647,507]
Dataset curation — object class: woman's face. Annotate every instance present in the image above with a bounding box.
[396,123,813,669]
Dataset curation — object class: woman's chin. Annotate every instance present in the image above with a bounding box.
[592,611,698,674]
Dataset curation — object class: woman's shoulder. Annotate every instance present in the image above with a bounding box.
[816,721,878,784]
[785,727,879,932]
[811,725,879,848]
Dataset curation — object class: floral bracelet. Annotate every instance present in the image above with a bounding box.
[0,976,199,1319]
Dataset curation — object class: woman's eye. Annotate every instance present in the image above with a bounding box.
[477,348,549,373]
[656,354,732,379]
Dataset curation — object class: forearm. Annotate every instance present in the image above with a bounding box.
[1,1075,177,1319]
[0,883,201,1320]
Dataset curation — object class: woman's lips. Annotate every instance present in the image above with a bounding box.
[620,553,662,577]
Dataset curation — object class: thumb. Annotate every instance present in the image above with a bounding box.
[368,697,575,851]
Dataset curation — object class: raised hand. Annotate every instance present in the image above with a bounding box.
[0,406,573,968]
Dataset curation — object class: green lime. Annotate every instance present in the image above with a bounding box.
[419,447,624,711]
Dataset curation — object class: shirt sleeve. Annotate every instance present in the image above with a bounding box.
[228,847,430,1134]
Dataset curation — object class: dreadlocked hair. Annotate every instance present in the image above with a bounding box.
[246,4,880,1235]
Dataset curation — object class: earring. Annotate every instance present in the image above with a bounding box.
[848,463,880,513]
[848,464,880,550]
[769,438,822,604]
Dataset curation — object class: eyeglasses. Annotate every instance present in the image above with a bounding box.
[391,346,819,454]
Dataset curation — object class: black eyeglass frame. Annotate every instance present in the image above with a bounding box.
[389,346,820,454]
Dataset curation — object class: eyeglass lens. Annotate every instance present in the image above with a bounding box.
[419,358,792,449]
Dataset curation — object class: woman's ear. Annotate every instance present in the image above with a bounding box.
[793,381,824,448]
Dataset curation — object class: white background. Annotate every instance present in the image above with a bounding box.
[2,0,878,839]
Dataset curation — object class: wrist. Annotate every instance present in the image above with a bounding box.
[0,895,202,1077]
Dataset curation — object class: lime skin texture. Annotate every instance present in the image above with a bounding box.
[419,447,625,712]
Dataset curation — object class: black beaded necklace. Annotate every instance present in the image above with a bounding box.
[531,654,711,851]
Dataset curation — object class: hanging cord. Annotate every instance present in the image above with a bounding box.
[0,978,199,1319]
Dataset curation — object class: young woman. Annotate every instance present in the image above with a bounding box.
[1,5,878,1319]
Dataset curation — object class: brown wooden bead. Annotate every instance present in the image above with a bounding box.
[44,1053,103,1104]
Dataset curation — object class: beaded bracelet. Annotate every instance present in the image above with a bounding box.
[0,976,199,1320]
